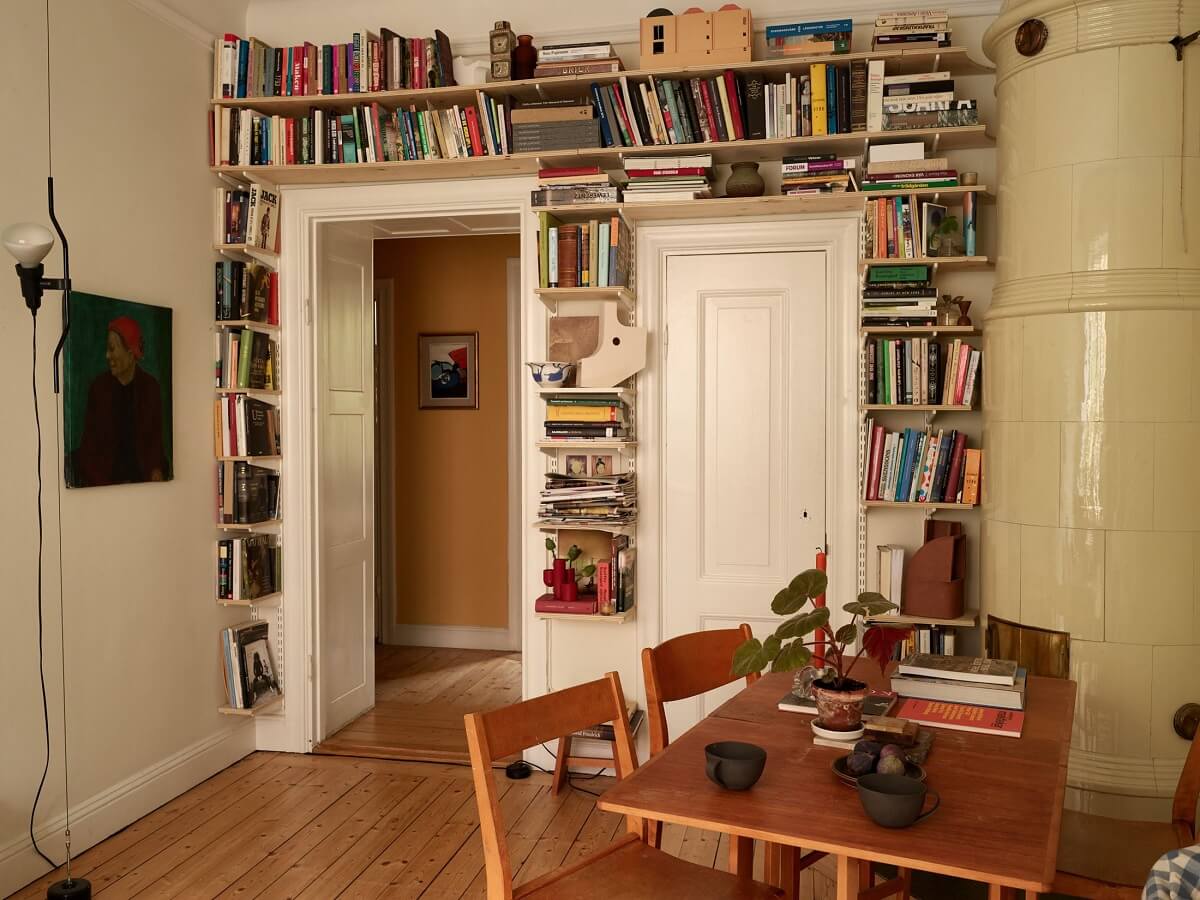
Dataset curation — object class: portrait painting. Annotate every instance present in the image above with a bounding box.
[591,455,613,476]
[418,332,478,409]
[63,291,173,488]
[565,455,588,477]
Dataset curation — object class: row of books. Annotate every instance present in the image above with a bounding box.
[215,183,280,252]
[220,621,281,710]
[530,166,619,208]
[893,652,1027,714]
[862,422,982,505]
[215,260,278,325]
[765,18,852,57]
[215,394,281,459]
[215,328,278,391]
[211,93,512,168]
[536,213,633,289]
[782,153,856,195]
[217,535,281,601]
[872,9,953,51]
[862,262,936,326]
[865,195,962,259]
[217,460,280,524]
[539,471,636,526]
[885,624,959,660]
[215,30,453,99]
[865,338,982,406]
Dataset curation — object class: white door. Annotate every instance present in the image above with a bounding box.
[662,250,827,734]
[317,223,376,738]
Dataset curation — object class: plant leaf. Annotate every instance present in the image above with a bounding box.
[545,537,556,552]
[861,626,913,673]
[777,607,830,640]
[787,569,828,599]
[732,638,769,677]
[843,592,897,617]
[763,634,782,661]
[771,587,805,616]
[834,622,859,645]
[771,640,813,673]
[579,564,596,578]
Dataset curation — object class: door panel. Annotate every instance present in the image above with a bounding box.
[318,225,375,738]
[663,250,827,736]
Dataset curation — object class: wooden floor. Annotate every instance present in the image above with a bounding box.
[12,750,841,899]
[314,646,522,764]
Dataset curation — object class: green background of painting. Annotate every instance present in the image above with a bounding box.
[63,291,173,486]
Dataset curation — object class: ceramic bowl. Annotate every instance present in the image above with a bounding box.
[831,754,926,788]
[527,362,576,385]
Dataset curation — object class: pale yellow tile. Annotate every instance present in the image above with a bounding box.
[1154,424,1200,531]
[1060,422,1154,530]
[1163,157,1200,271]
[1017,421,1060,527]
[1151,645,1200,758]
[1011,167,1072,280]
[1089,310,1193,423]
[1032,49,1119,172]
[1185,43,1200,158]
[1020,526,1104,640]
[1070,639,1152,758]
[1021,313,1085,421]
[982,519,1021,621]
[1072,158,1164,272]
[1066,787,1172,819]
[1105,530,1194,645]
[983,317,1022,422]
[1194,533,1200,645]
[1117,44,1182,158]
[982,421,1015,522]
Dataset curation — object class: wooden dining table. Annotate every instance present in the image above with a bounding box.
[597,666,1077,899]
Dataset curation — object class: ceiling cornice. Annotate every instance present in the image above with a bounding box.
[124,0,224,48]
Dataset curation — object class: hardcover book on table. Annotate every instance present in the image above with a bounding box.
[893,697,1024,737]
[892,668,1027,710]
[898,653,1018,685]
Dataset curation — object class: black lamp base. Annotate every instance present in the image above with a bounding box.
[47,877,91,899]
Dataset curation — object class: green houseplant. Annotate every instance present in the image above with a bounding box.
[731,569,911,730]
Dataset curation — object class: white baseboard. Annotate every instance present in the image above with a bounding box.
[0,723,256,897]
[385,623,518,652]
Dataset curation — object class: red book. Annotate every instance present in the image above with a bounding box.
[609,84,636,146]
[300,44,310,96]
[595,561,612,605]
[333,44,344,94]
[370,103,384,162]
[700,79,722,141]
[942,431,969,504]
[534,595,599,614]
[893,698,1024,738]
[538,166,602,178]
[306,43,318,96]
[624,167,709,177]
[953,343,972,403]
[723,70,745,140]
[291,46,303,96]
[285,119,294,164]
[867,424,885,500]
[268,272,279,325]
[464,107,484,157]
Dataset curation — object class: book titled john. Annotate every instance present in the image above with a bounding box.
[897,653,1018,685]
[893,697,1025,738]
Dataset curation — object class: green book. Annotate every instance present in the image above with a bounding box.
[880,339,890,404]
[863,179,958,191]
[237,328,254,389]
[537,212,563,289]
[867,265,932,283]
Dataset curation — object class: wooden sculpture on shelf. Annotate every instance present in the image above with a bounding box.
[901,520,965,620]
[639,5,753,70]
[576,302,647,388]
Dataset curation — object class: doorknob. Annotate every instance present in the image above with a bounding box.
[1174,703,1200,740]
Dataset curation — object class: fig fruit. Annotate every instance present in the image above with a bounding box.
[879,744,905,759]
[876,754,907,776]
[853,740,882,758]
[845,752,875,776]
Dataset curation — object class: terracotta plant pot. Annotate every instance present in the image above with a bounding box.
[812,678,868,731]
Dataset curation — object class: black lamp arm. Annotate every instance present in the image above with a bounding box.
[47,176,71,394]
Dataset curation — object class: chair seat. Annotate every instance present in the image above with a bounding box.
[1055,808,1181,888]
[517,834,784,899]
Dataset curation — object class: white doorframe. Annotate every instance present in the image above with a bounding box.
[259,177,534,753]
[635,217,862,666]
[374,277,398,645]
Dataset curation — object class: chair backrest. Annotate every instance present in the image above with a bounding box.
[1173,730,1200,844]
[985,615,1070,679]
[464,671,640,900]
[641,624,759,756]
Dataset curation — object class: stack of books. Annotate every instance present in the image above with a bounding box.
[622,154,713,203]
[861,264,937,325]
[862,421,982,505]
[214,328,277,391]
[534,41,622,78]
[530,166,620,208]
[220,621,281,710]
[538,472,637,526]
[865,336,982,406]
[782,153,858,195]
[542,395,630,441]
[536,213,633,288]
[891,654,1026,737]
[217,535,281,601]
[872,9,952,52]
[764,18,853,56]
[863,156,958,192]
[511,98,601,152]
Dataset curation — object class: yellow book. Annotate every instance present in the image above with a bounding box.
[546,405,621,423]
[810,64,828,136]
[715,76,734,142]
[961,449,982,505]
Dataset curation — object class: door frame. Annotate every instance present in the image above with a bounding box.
[635,216,862,663]
[264,177,532,753]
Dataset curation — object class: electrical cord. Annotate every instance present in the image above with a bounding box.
[29,315,56,870]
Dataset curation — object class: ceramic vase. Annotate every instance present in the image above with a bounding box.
[812,679,868,731]
[956,299,973,327]
[559,580,578,603]
[724,161,765,197]
[551,558,569,598]
[513,35,537,79]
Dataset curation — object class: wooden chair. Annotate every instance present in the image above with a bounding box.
[985,615,1070,679]
[464,671,783,899]
[1049,729,1200,898]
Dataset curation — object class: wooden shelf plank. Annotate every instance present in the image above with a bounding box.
[219,694,284,716]
[861,255,992,270]
[861,404,974,412]
[217,592,282,607]
[212,126,992,186]
[861,185,992,201]
[534,521,637,536]
[218,519,281,531]
[862,500,977,510]
[216,454,282,461]
[860,326,978,335]
[216,388,281,397]
[535,608,636,624]
[535,286,635,313]
[210,47,991,113]
[536,440,637,451]
[214,243,279,264]
[866,612,979,627]
[214,320,279,332]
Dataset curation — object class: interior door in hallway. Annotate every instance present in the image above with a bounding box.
[317,223,376,738]
[662,250,827,733]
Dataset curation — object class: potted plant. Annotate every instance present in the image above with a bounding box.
[731,569,911,731]
[929,215,964,257]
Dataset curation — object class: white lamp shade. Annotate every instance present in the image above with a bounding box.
[2,222,55,268]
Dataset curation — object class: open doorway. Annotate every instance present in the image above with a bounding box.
[315,223,523,764]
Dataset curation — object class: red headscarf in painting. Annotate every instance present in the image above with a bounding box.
[108,316,144,360]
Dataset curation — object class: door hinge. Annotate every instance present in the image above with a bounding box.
[662,323,669,359]
[304,297,313,325]
[306,653,314,680]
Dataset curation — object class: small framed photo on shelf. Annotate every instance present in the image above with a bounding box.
[565,455,588,476]
[418,332,478,409]
[591,455,613,475]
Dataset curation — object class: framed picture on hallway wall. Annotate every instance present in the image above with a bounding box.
[418,332,479,409]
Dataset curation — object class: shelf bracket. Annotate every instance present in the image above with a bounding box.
[931,52,942,73]
[931,132,942,155]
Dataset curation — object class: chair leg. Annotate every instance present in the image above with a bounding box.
[550,735,571,796]
[730,835,754,879]
[646,819,663,849]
